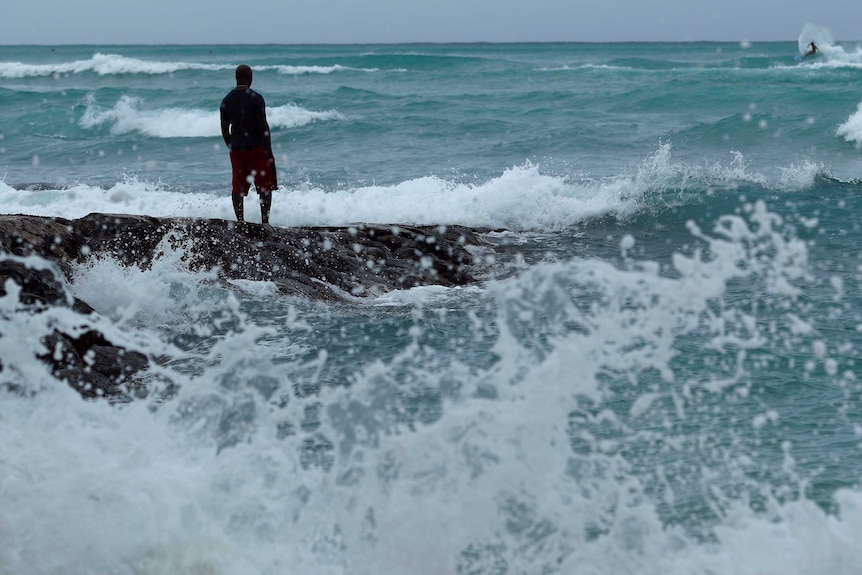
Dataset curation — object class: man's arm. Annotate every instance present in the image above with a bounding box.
[220,108,231,148]
[259,110,272,153]
[259,108,276,186]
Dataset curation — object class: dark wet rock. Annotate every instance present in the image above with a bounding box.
[1,258,147,401]
[0,213,494,400]
[0,213,491,300]
[0,258,94,314]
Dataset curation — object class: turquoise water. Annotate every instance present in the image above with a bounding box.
[5,42,862,191]
[3,39,862,574]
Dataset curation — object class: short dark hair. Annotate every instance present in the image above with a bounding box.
[235,64,253,86]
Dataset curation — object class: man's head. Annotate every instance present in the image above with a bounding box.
[235,64,253,87]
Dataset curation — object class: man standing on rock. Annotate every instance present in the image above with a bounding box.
[220,64,277,224]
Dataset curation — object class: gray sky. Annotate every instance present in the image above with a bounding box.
[3,0,859,44]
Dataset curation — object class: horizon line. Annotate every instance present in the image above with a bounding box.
[2,39,859,48]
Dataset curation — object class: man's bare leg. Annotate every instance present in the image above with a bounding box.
[233,193,244,221]
[259,191,272,225]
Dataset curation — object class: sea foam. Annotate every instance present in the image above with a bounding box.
[0,145,828,231]
[79,95,343,138]
[0,53,229,78]
[836,101,862,146]
[0,53,383,79]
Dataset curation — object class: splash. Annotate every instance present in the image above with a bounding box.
[797,23,834,56]
[836,101,862,146]
[1,195,862,573]
[796,23,862,66]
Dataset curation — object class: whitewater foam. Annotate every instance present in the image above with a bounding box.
[0,144,834,231]
[0,53,387,80]
[266,64,380,75]
[0,53,230,79]
[5,39,862,575]
[836,101,862,146]
[79,95,343,138]
[2,188,862,574]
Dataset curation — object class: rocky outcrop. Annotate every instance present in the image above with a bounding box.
[0,257,149,401]
[0,213,493,400]
[0,214,489,299]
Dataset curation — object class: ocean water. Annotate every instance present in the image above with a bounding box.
[3,31,862,574]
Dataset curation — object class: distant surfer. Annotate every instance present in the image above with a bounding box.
[220,64,277,224]
[803,42,818,58]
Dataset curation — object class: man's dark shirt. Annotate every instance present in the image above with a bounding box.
[220,88,267,151]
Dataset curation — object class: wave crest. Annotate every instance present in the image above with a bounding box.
[0,53,231,78]
[79,95,343,138]
[0,53,380,79]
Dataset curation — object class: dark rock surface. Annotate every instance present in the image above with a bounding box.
[0,213,490,299]
[0,213,494,400]
[0,257,148,401]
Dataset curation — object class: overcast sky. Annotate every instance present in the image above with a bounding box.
[3,0,859,45]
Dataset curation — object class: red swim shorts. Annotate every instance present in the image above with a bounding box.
[229,147,277,196]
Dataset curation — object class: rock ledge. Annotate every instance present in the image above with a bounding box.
[0,213,493,400]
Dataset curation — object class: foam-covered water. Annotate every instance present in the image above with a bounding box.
[3,32,862,574]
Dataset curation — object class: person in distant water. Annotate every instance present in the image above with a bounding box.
[803,42,818,58]
[220,64,277,224]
